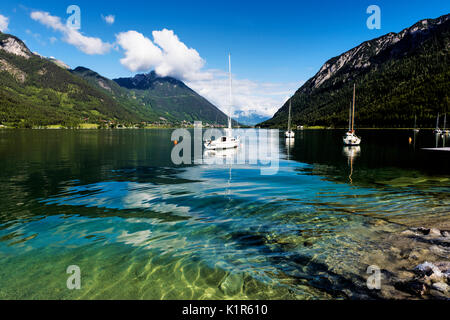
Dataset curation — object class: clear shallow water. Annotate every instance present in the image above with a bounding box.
[0,129,449,300]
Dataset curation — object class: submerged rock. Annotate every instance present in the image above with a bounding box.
[415,227,431,235]
[429,228,442,237]
[384,226,450,299]
[394,279,427,296]
[430,245,444,255]
[414,262,443,278]
[432,282,449,293]
[435,262,450,279]
[402,230,416,236]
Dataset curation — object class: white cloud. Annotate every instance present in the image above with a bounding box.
[116,31,163,72]
[102,14,115,25]
[0,14,9,32]
[187,70,301,118]
[25,29,47,45]
[116,28,300,118]
[116,29,206,81]
[152,29,206,80]
[30,11,111,55]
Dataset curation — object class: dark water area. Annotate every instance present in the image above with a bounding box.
[290,129,449,173]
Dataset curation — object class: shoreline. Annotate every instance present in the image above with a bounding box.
[0,126,443,131]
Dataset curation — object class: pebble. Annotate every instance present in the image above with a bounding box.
[414,262,443,277]
[435,261,450,270]
[429,228,442,237]
[390,246,401,254]
[430,245,444,255]
[401,230,416,236]
[416,227,430,235]
[432,282,449,293]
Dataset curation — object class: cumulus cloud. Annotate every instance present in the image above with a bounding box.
[30,11,111,55]
[102,14,115,25]
[0,14,9,32]
[116,31,163,73]
[152,29,206,80]
[116,29,207,81]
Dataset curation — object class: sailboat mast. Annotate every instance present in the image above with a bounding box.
[444,114,447,131]
[437,113,440,130]
[352,84,356,132]
[348,102,352,131]
[288,99,292,132]
[228,54,232,133]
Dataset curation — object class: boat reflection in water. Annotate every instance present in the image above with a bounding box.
[442,133,448,148]
[343,146,361,184]
[285,138,295,160]
[203,147,239,162]
[413,130,419,150]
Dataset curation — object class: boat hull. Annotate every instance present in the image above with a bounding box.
[343,133,361,146]
[285,131,295,139]
[204,138,240,150]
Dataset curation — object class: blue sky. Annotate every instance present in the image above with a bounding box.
[0,0,449,117]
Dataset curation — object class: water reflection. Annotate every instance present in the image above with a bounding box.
[203,148,239,161]
[433,132,450,148]
[285,138,294,160]
[413,130,418,150]
[343,146,361,184]
[443,134,448,148]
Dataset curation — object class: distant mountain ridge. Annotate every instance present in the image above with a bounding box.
[263,14,450,128]
[111,72,230,125]
[234,111,270,126]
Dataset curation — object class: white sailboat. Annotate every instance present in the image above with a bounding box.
[204,54,240,150]
[343,84,361,146]
[434,113,442,135]
[285,99,295,139]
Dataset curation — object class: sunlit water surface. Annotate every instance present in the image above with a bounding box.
[0,129,449,299]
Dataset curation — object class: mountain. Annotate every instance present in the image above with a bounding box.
[262,14,450,128]
[234,111,270,126]
[70,67,162,123]
[112,72,230,125]
[0,32,142,127]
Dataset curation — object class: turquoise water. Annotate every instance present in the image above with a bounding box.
[0,129,449,299]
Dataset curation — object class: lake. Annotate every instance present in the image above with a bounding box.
[0,129,449,299]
